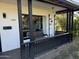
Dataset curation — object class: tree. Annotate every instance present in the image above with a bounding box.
[56,14,66,32]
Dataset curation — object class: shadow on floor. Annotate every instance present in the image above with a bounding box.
[0,49,21,59]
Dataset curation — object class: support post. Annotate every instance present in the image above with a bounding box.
[66,9,73,41]
[17,0,24,59]
[48,14,50,36]
[28,0,34,41]
[28,0,34,59]
[67,10,69,32]
[70,11,74,41]
[66,10,71,32]
[17,0,23,46]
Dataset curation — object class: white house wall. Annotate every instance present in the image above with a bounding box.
[0,2,20,52]
[0,0,64,52]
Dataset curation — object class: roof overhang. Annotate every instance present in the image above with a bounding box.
[37,0,79,10]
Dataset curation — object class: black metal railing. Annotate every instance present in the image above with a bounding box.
[21,33,71,59]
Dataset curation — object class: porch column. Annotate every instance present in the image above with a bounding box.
[67,10,73,32]
[67,9,74,41]
[28,0,34,41]
[67,10,70,32]
[17,0,24,59]
[70,11,74,41]
[17,0,23,46]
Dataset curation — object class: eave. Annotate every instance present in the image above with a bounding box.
[37,0,79,10]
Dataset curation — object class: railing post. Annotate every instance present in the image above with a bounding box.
[28,42,34,59]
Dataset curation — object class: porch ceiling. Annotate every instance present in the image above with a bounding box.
[0,0,65,11]
[0,0,79,10]
[37,0,79,10]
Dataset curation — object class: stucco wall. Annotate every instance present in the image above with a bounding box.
[0,2,20,52]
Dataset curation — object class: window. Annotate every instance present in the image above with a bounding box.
[55,13,67,35]
[22,14,43,39]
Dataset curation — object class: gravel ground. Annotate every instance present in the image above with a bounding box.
[36,37,79,59]
[53,37,79,59]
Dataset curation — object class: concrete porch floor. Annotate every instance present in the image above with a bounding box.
[0,49,21,59]
[0,37,79,59]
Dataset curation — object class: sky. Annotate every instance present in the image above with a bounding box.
[72,0,79,3]
[67,0,79,5]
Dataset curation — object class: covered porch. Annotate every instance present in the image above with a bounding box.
[0,0,79,59]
